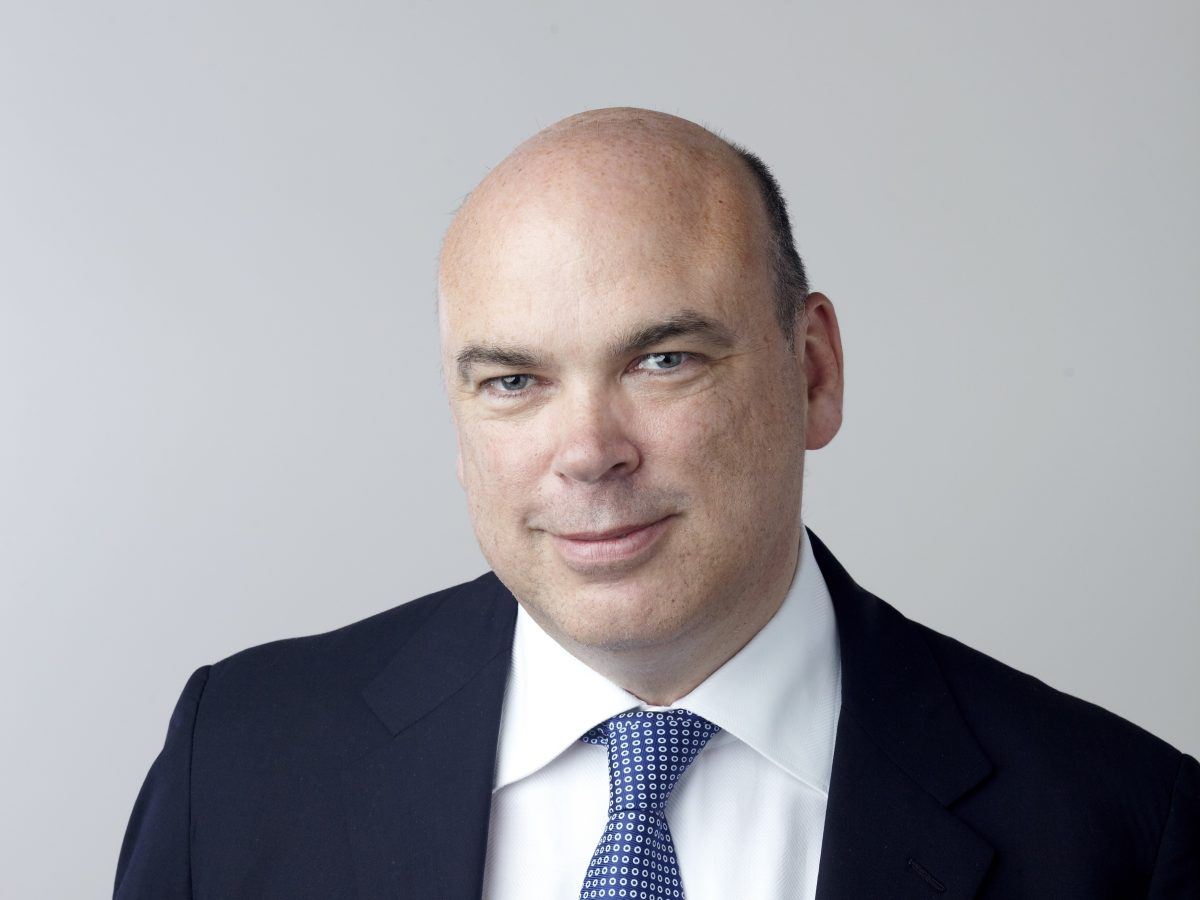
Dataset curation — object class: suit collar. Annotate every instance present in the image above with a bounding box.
[359,572,515,736]
[808,529,992,806]
[340,528,996,898]
[808,529,995,897]
[338,575,516,898]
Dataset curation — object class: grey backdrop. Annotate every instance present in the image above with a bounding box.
[1,1,1196,896]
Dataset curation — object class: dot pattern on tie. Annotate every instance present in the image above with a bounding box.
[578,708,720,900]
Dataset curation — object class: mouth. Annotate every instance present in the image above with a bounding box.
[555,519,667,541]
[548,515,675,572]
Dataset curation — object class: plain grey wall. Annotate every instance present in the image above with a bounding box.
[1,1,1196,895]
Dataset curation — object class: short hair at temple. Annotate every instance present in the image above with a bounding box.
[722,139,811,352]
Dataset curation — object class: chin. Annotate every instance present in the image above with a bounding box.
[548,578,694,650]
[500,533,704,646]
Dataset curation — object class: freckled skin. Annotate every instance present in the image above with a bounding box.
[438,108,844,704]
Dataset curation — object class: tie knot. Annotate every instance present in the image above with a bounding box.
[580,709,720,814]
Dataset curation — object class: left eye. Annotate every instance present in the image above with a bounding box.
[638,352,688,371]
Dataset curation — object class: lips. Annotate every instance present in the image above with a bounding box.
[548,515,675,571]
[555,519,665,541]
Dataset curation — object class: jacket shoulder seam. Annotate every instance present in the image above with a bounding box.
[186,664,214,900]
[1146,749,1191,890]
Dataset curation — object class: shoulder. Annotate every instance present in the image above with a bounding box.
[810,528,1190,802]
[904,617,1200,888]
[909,615,1190,825]
[913,617,1182,765]
[193,570,501,733]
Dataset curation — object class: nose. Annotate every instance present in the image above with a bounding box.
[551,388,641,484]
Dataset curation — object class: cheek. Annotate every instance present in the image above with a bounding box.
[641,385,756,471]
[642,381,801,503]
[459,422,544,513]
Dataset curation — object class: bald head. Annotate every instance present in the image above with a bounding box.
[437,107,809,349]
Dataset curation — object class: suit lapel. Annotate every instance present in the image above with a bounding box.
[338,574,517,899]
[808,528,996,898]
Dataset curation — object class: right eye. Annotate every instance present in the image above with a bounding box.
[482,374,535,396]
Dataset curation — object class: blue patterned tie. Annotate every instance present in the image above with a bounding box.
[577,708,721,899]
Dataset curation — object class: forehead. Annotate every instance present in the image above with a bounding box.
[438,153,771,359]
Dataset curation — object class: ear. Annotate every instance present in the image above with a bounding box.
[800,292,844,450]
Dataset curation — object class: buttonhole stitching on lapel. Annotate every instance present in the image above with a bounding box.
[906,857,947,893]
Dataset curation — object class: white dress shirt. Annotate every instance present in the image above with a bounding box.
[481,528,843,899]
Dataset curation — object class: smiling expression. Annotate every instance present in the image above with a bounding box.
[437,110,837,670]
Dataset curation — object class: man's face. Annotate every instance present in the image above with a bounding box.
[439,135,831,659]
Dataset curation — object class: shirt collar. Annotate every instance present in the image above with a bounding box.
[492,527,843,795]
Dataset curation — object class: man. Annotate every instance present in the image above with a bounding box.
[114,108,1198,898]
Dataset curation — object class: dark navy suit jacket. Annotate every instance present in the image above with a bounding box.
[114,529,1199,898]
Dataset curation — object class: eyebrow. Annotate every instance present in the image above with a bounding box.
[454,309,737,383]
